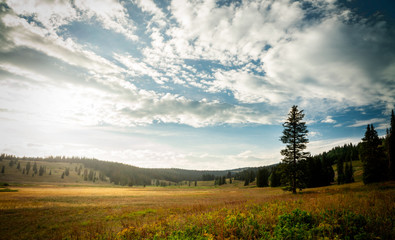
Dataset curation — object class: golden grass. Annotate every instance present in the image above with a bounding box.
[0,181,394,239]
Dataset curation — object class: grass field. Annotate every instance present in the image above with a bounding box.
[1,180,394,240]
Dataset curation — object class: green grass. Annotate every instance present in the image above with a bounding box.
[333,160,363,182]
[0,188,18,192]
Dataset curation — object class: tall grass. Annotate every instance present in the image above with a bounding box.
[0,182,394,239]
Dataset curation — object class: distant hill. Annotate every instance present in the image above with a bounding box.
[0,154,269,186]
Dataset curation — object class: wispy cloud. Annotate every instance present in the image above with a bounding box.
[348,118,386,128]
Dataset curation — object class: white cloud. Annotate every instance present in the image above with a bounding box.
[5,0,78,31]
[135,0,166,28]
[116,93,275,127]
[6,0,137,41]
[322,116,336,124]
[137,0,395,112]
[74,0,137,40]
[308,137,361,155]
[348,118,386,128]
[168,0,304,64]
[1,13,122,75]
[376,123,390,130]
[114,53,161,79]
[308,131,322,138]
[206,69,284,104]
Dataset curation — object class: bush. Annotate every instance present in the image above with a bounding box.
[0,182,9,187]
[274,209,371,240]
[315,210,371,240]
[274,209,314,239]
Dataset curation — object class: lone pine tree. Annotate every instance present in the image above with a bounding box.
[280,105,309,194]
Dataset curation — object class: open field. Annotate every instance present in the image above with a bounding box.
[1,181,394,239]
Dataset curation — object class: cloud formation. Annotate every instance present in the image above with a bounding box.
[1,0,394,129]
[0,0,393,168]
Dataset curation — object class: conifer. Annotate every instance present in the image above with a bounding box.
[280,106,309,193]
[360,124,387,183]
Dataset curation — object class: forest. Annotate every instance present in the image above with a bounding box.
[0,154,245,186]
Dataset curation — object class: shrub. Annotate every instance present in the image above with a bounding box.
[315,210,371,240]
[274,209,314,239]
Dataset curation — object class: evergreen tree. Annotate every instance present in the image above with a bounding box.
[269,165,282,187]
[244,178,249,186]
[61,172,64,179]
[83,169,88,181]
[202,174,215,181]
[321,152,334,185]
[360,124,387,184]
[65,168,70,176]
[344,156,354,183]
[26,162,31,175]
[33,162,38,174]
[195,180,197,187]
[39,166,45,176]
[256,168,270,187]
[88,170,94,181]
[22,168,25,174]
[344,162,350,183]
[280,105,309,193]
[128,178,133,186]
[17,162,20,170]
[389,110,395,180]
[249,170,255,183]
[1,165,4,174]
[337,158,345,185]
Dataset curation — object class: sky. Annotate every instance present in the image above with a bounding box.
[0,0,394,170]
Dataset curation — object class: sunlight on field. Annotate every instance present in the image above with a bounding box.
[0,182,394,239]
[0,186,218,209]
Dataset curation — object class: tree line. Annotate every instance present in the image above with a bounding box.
[277,106,395,193]
[0,154,242,186]
[1,109,393,189]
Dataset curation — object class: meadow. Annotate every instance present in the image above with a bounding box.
[0,180,394,240]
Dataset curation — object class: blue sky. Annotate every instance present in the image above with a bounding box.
[0,0,394,170]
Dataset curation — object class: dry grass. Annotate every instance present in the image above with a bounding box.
[0,181,394,239]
